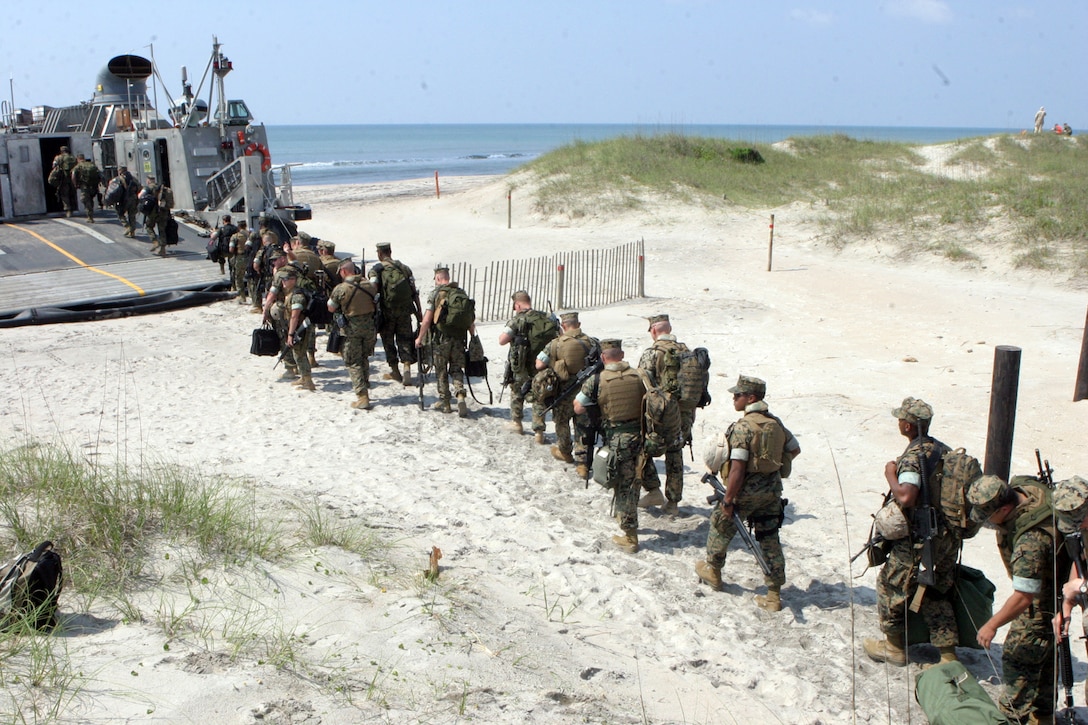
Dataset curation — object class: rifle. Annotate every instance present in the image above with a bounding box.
[1036,448,1055,487]
[543,352,602,414]
[1044,448,1078,723]
[913,443,941,589]
[580,411,599,489]
[700,473,773,577]
[850,533,886,564]
[416,327,426,411]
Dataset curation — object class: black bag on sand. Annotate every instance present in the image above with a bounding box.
[251,328,280,356]
[326,326,344,354]
[0,541,63,630]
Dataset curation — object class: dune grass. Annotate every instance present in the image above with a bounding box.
[523,131,1088,271]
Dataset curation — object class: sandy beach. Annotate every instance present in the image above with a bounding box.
[1,168,1086,723]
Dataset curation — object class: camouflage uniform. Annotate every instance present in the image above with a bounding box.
[71,157,101,221]
[370,258,419,369]
[576,352,647,534]
[504,308,555,434]
[704,400,795,587]
[876,435,961,647]
[142,182,174,250]
[115,170,140,237]
[329,275,379,396]
[638,333,695,503]
[229,224,249,299]
[50,149,77,213]
[985,477,1059,724]
[425,283,467,403]
[538,324,598,458]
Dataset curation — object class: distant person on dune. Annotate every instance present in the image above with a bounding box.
[1034,107,1046,134]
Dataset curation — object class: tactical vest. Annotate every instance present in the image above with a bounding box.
[552,334,593,381]
[742,411,787,474]
[598,364,645,424]
[998,477,1055,571]
[341,279,377,317]
[293,249,322,281]
[650,338,687,396]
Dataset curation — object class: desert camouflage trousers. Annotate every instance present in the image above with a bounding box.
[341,314,377,395]
[510,368,546,432]
[1000,604,1055,722]
[876,536,960,647]
[605,429,644,532]
[431,332,466,402]
[378,309,417,368]
[230,254,248,295]
[706,472,786,587]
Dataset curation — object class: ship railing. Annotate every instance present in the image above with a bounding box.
[206,158,245,211]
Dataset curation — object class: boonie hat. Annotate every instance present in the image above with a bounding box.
[729,375,766,396]
[647,313,669,330]
[966,474,1011,523]
[1054,476,1088,534]
[892,397,933,424]
[560,312,580,324]
[600,338,623,351]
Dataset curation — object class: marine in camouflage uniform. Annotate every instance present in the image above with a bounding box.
[415,266,473,416]
[969,474,1063,725]
[228,221,249,303]
[499,291,556,441]
[574,339,647,553]
[50,146,77,215]
[536,311,598,468]
[71,154,101,222]
[369,242,420,385]
[864,397,961,666]
[637,313,695,515]
[114,167,140,237]
[261,254,297,378]
[328,259,379,409]
[280,266,317,391]
[142,176,174,256]
[696,375,799,611]
[248,228,278,312]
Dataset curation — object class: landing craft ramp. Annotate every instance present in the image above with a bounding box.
[0,216,232,326]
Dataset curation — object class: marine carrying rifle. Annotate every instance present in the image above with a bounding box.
[913,443,942,591]
[1041,448,1079,723]
[543,351,603,414]
[701,473,773,577]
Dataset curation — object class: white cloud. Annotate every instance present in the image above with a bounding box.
[884,0,952,24]
[790,8,834,25]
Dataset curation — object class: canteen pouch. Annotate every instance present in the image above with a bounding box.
[326,326,344,354]
[592,446,618,489]
[250,328,280,356]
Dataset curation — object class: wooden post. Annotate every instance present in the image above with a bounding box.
[434,171,440,199]
[767,213,775,272]
[984,345,1021,482]
[555,263,565,309]
[637,237,645,298]
[507,191,512,229]
[1075,304,1088,401]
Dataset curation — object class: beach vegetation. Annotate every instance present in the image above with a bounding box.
[524,132,1088,270]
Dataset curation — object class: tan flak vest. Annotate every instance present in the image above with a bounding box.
[551,333,593,381]
[598,363,646,425]
[339,277,377,317]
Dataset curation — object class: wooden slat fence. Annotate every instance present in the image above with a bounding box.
[444,238,645,323]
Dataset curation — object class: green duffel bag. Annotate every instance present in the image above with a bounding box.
[915,661,1012,724]
[907,564,996,649]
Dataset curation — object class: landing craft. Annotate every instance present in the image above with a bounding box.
[0,37,310,325]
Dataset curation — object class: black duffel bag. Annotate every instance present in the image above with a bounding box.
[250,328,280,356]
[326,326,344,354]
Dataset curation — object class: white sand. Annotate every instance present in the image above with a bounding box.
[1,171,1086,723]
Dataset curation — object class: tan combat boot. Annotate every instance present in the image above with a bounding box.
[695,561,722,591]
[551,445,575,463]
[308,351,320,368]
[384,366,403,383]
[432,398,451,413]
[863,633,907,666]
[296,375,316,392]
[402,363,414,386]
[351,391,371,410]
[534,431,546,445]
[638,489,666,508]
[575,464,589,479]
[456,393,468,419]
[612,528,639,554]
[755,585,783,612]
[662,500,679,516]
[510,421,524,435]
[937,646,958,663]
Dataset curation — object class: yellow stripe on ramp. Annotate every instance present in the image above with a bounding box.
[11,223,145,296]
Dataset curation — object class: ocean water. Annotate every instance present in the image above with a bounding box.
[266,123,1016,187]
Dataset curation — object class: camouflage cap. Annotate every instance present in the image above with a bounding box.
[296,231,313,244]
[647,313,669,330]
[966,474,1011,523]
[728,375,766,396]
[287,260,308,275]
[1053,475,1088,534]
[316,240,335,252]
[376,242,392,251]
[281,268,298,280]
[511,290,531,303]
[269,248,285,260]
[892,397,933,424]
[600,338,623,351]
[560,312,580,324]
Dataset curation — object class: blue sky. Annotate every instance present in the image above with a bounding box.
[4,1,1082,129]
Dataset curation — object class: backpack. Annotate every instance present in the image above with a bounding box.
[642,386,683,457]
[524,311,559,360]
[103,176,126,206]
[206,236,222,263]
[305,287,333,326]
[137,192,157,216]
[915,660,1011,725]
[677,347,712,410]
[0,541,63,630]
[530,367,560,406]
[379,262,414,312]
[908,564,995,650]
[436,286,475,335]
[216,223,238,256]
[164,218,180,245]
[934,448,984,540]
